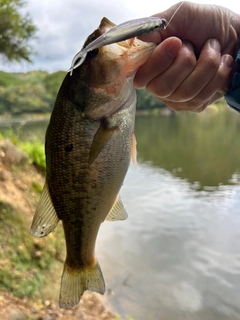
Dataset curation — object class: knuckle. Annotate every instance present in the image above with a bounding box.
[179,47,196,70]
[147,79,173,98]
[202,53,220,71]
[176,86,194,102]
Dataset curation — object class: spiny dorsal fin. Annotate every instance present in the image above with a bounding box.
[88,122,117,166]
[105,194,128,221]
[30,181,60,238]
[131,132,137,166]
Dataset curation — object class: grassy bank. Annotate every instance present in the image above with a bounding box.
[0,134,121,319]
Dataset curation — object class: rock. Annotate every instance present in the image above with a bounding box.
[2,305,27,320]
[0,169,12,181]
[0,140,28,166]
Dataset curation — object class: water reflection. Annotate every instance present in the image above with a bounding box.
[97,164,240,320]
[0,118,49,142]
[135,109,240,190]
[1,111,240,319]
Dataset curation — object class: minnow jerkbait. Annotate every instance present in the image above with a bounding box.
[69,16,166,74]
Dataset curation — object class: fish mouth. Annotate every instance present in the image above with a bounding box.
[102,38,156,77]
[92,17,157,76]
[69,17,156,75]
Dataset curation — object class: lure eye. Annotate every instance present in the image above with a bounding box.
[73,57,81,67]
[160,19,167,30]
[86,48,99,60]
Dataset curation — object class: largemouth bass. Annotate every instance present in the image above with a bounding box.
[30,17,156,309]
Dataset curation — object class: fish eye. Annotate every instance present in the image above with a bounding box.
[86,48,99,60]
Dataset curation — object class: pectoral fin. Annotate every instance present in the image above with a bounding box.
[88,122,117,166]
[30,181,60,238]
[131,132,137,166]
[105,194,128,221]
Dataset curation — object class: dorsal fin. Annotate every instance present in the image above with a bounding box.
[105,194,128,221]
[30,181,60,238]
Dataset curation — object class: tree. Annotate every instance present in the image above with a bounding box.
[0,0,37,62]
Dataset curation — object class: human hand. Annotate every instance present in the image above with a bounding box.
[134,2,240,112]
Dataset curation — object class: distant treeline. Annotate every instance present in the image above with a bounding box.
[0,70,65,115]
[0,70,165,116]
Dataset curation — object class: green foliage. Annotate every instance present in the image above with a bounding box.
[0,69,168,116]
[19,140,45,171]
[0,0,37,62]
[0,70,66,115]
[0,200,65,298]
[0,129,46,170]
[0,137,67,302]
[0,70,166,116]
[136,88,166,110]
[0,128,19,144]
[0,70,22,86]
[31,180,43,194]
[43,71,65,98]
[0,201,42,298]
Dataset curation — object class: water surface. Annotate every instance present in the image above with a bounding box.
[1,109,240,319]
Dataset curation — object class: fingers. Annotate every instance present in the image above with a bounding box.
[163,40,234,112]
[135,37,234,112]
[190,54,234,111]
[134,37,182,88]
[146,40,196,98]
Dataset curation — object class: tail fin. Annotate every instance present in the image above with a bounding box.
[59,261,105,309]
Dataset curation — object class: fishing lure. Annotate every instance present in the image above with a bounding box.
[69,16,167,74]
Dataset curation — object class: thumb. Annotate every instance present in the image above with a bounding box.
[138,2,186,43]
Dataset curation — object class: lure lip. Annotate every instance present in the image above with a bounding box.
[68,16,167,75]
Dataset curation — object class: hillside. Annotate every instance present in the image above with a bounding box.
[0,139,117,320]
[0,70,166,117]
[0,70,66,116]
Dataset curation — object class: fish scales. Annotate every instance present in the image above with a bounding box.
[46,75,135,268]
[30,17,156,309]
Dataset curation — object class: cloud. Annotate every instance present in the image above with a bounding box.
[2,0,240,72]
[21,0,137,72]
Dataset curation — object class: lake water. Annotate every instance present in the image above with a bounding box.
[1,109,240,320]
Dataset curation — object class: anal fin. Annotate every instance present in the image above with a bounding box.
[105,194,128,221]
[30,181,60,238]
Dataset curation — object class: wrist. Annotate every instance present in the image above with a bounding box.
[224,50,240,112]
[231,12,240,51]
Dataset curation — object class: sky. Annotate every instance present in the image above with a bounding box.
[2,0,240,73]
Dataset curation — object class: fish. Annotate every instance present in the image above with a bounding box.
[69,16,166,74]
[30,17,156,309]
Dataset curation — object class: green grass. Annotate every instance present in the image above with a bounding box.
[19,140,45,171]
[0,201,43,298]
[0,130,46,171]
[0,200,64,299]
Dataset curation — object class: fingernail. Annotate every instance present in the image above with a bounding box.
[209,39,220,52]
[221,55,234,69]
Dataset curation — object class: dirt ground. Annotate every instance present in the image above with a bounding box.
[0,291,117,320]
